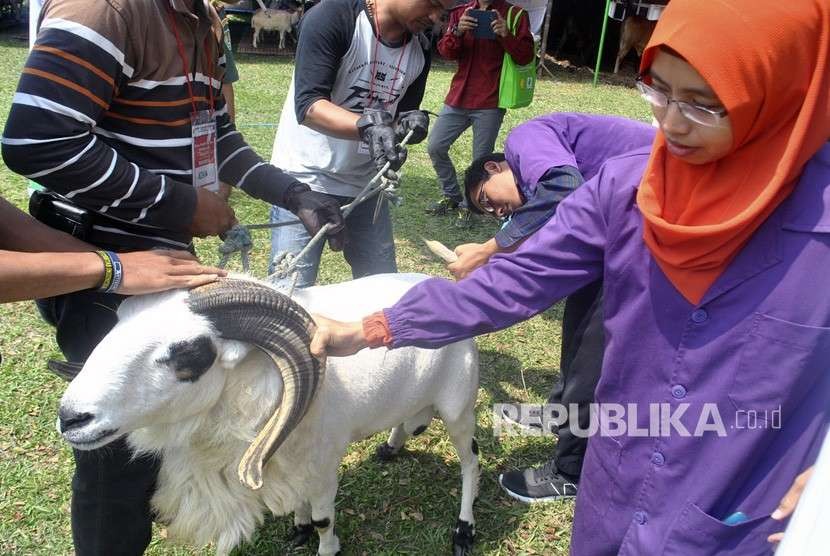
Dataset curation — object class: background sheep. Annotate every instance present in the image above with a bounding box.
[251,7,301,50]
[57,274,480,555]
[613,15,656,74]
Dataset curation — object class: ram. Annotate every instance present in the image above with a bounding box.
[57,274,480,555]
[251,8,301,51]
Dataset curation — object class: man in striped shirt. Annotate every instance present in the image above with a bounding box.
[1,1,344,554]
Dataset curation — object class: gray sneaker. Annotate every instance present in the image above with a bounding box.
[498,459,579,503]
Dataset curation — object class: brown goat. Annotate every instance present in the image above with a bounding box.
[614,15,656,74]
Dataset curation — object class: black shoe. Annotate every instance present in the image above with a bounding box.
[498,458,578,503]
[425,196,459,215]
[454,206,473,228]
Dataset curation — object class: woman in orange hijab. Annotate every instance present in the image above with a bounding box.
[312,1,830,553]
[637,0,830,306]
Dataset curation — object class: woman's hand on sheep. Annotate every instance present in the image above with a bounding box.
[310,314,368,358]
[116,250,227,295]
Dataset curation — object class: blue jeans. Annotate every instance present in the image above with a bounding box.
[427,104,506,205]
[269,192,397,289]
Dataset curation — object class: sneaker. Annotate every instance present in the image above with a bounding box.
[455,206,473,228]
[425,196,459,215]
[498,458,579,503]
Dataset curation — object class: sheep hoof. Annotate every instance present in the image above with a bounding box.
[452,519,475,556]
[375,442,400,462]
[287,523,314,547]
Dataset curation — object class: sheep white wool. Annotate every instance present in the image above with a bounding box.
[59,273,480,556]
[251,8,301,50]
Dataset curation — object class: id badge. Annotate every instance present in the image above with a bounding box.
[191,110,219,192]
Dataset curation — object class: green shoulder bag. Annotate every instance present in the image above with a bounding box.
[498,6,536,109]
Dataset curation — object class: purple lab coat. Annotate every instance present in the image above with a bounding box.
[385,145,830,554]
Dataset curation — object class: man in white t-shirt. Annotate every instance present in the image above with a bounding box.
[270,0,451,288]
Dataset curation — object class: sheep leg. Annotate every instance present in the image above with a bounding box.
[376,424,408,461]
[286,500,314,547]
[444,410,479,556]
[253,28,259,49]
[279,30,285,51]
[614,40,627,74]
[310,476,340,556]
[376,407,433,462]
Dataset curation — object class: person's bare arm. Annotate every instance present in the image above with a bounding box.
[302,99,361,140]
[0,249,226,303]
[0,250,105,302]
[0,198,226,302]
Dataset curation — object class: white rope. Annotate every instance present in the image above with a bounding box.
[266,130,414,282]
[216,130,414,279]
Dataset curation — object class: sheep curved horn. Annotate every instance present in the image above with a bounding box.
[187,278,322,490]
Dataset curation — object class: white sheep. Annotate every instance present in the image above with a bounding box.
[252,8,301,50]
[57,274,480,556]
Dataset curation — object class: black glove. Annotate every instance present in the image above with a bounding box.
[283,183,346,251]
[395,110,429,145]
[357,108,407,174]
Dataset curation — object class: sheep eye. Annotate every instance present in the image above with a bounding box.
[159,336,217,382]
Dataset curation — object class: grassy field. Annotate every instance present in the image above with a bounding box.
[0,33,650,556]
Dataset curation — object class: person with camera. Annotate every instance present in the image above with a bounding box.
[1,1,345,554]
[425,0,533,227]
[268,0,449,289]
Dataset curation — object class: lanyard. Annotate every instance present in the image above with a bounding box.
[166,5,215,114]
[367,0,409,109]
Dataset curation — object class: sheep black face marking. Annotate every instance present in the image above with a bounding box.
[161,336,217,382]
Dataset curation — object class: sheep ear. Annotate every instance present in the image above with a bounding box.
[164,335,217,383]
[47,359,84,382]
[216,339,253,369]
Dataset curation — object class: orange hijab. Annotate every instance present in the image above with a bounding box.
[636,0,830,305]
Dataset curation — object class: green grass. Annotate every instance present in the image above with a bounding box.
[0,34,650,556]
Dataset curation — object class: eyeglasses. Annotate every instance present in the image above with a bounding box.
[636,78,728,128]
[476,182,496,214]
